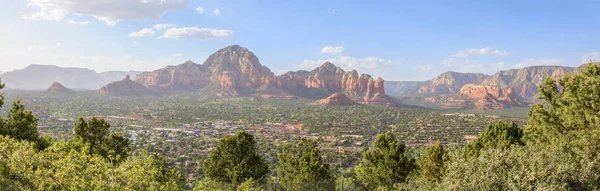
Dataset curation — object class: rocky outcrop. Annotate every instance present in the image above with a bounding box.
[99,75,154,96]
[46,82,73,94]
[418,72,488,95]
[135,61,211,93]
[131,45,396,106]
[205,45,277,94]
[481,66,573,100]
[424,84,522,110]
[99,71,142,85]
[315,93,358,106]
[277,62,396,106]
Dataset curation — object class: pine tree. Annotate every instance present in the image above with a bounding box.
[277,138,334,190]
[417,141,447,182]
[74,117,110,154]
[73,117,130,164]
[203,131,269,184]
[466,121,524,156]
[355,132,416,189]
[526,61,600,146]
[2,98,39,142]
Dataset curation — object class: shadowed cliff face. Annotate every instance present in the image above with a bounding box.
[132,45,397,106]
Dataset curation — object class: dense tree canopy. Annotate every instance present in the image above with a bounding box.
[465,121,524,156]
[73,117,130,164]
[1,99,39,142]
[417,141,447,182]
[527,62,600,146]
[355,132,416,189]
[0,135,184,191]
[203,131,269,184]
[277,138,334,190]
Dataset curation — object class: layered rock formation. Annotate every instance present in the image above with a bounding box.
[99,75,154,96]
[46,82,73,94]
[418,72,489,94]
[458,84,521,110]
[424,84,522,110]
[481,66,573,101]
[315,93,358,106]
[277,62,396,106]
[133,45,396,106]
[135,61,211,93]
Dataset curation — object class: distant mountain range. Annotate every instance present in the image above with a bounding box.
[129,45,395,106]
[0,65,141,90]
[384,64,588,110]
[2,45,593,110]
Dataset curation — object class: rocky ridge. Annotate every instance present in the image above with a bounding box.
[134,45,396,106]
[99,75,154,96]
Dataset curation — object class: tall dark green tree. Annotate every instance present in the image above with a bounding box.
[203,131,269,184]
[277,138,334,191]
[355,132,416,189]
[466,121,524,156]
[1,98,39,142]
[417,141,447,182]
[526,62,600,146]
[73,116,130,164]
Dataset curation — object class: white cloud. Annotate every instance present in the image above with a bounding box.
[129,28,155,37]
[321,46,345,54]
[455,47,509,57]
[153,23,175,30]
[24,0,187,25]
[196,6,204,14]
[55,42,63,47]
[328,9,341,14]
[297,56,396,75]
[158,27,233,40]
[512,59,561,69]
[171,53,182,57]
[417,64,433,71]
[213,9,221,16]
[67,20,91,25]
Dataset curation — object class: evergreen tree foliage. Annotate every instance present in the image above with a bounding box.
[466,121,524,156]
[203,131,269,184]
[1,98,39,142]
[0,136,184,191]
[527,62,600,146]
[417,141,447,182]
[438,144,600,190]
[73,117,130,164]
[355,132,416,189]
[277,138,334,190]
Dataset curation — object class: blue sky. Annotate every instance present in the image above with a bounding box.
[1,0,600,81]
